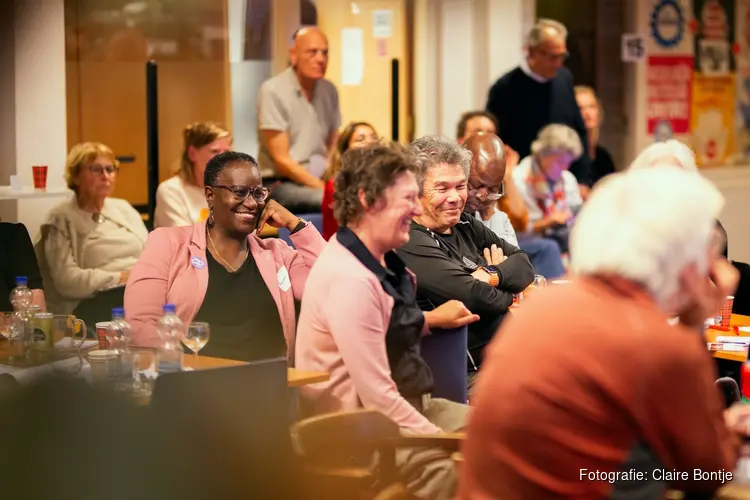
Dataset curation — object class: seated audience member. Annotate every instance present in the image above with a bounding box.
[397,135,534,368]
[321,121,379,239]
[629,138,696,171]
[0,222,46,311]
[512,124,583,254]
[456,110,529,234]
[296,143,478,500]
[459,166,749,500]
[257,27,340,214]
[463,132,564,278]
[38,142,147,325]
[154,122,231,227]
[126,151,325,361]
[575,85,616,188]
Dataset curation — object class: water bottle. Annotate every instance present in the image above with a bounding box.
[10,276,32,311]
[107,307,135,390]
[157,304,184,374]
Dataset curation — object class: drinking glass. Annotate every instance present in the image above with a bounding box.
[182,322,210,361]
[533,275,547,288]
[50,348,84,379]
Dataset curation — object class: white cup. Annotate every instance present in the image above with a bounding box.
[88,349,117,387]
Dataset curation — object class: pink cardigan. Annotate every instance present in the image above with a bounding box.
[124,221,325,361]
[295,235,440,435]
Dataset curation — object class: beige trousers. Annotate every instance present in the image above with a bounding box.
[396,397,470,500]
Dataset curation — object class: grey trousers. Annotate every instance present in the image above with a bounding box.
[397,397,470,500]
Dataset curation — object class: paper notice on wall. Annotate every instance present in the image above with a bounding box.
[341,28,364,86]
[373,10,394,38]
[647,55,694,136]
[691,73,735,166]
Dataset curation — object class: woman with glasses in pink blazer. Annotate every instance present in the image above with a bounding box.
[125,151,325,362]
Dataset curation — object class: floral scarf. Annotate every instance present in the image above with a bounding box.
[527,159,568,217]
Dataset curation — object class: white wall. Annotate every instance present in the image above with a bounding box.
[0,0,69,238]
[413,0,535,138]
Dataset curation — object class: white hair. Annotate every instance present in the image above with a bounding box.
[629,140,697,171]
[570,165,723,308]
[527,19,568,47]
[530,124,583,160]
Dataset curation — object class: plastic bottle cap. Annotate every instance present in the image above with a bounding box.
[163,304,176,313]
[112,307,125,317]
[15,276,28,285]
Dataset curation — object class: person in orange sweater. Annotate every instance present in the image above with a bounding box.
[459,166,750,500]
[320,121,379,240]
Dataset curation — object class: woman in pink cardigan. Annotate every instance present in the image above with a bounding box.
[125,151,325,362]
[295,142,478,500]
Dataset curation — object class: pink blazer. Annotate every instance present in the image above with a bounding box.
[124,221,325,361]
[295,236,440,434]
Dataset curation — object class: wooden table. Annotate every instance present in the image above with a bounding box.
[705,314,750,363]
[0,341,329,388]
[185,354,329,387]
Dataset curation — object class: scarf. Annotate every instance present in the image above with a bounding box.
[528,159,568,217]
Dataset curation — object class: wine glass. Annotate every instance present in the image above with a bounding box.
[182,322,210,362]
[533,275,547,288]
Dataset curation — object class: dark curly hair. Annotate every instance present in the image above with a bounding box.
[333,142,418,227]
[204,151,258,187]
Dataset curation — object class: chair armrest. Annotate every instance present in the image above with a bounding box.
[383,432,465,452]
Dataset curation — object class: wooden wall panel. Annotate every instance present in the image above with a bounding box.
[65,0,231,206]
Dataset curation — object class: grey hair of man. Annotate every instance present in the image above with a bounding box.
[409,135,472,195]
[526,18,568,48]
[530,123,584,160]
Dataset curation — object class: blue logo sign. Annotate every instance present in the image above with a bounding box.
[190,257,206,269]
[650,0,685,48]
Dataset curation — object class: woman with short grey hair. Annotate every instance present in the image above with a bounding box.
[511,124,584,253]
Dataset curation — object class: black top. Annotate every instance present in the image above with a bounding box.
[591,144,616,186]
[0,222,44,311]
[193,250,286,362]
[486,66,591,185]
[337,228,433,398]
[396,213,535,347]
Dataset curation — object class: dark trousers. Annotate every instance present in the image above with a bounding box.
[72,287,126,332]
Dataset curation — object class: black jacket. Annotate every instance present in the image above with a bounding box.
[397,213,535,345]
[337,228,433,398]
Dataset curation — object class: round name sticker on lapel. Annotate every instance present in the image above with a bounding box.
[191,257,206,270]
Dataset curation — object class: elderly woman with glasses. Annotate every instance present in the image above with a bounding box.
[512,124,584,254]
[37,142,148,325]
[125,151,325,362]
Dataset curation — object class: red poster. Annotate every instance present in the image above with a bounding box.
[647,55,694,134]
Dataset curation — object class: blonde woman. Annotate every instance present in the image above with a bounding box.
[38,142,147,325]
[321,121,378,239]
[154,122,232,227]
[574,85,616,186]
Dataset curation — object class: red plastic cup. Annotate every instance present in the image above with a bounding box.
[715,295,735,328]
[32,165,48,189]
[96,322,111,350]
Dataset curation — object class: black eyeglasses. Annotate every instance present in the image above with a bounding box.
[212,185,269,202]
[468,180,504,200]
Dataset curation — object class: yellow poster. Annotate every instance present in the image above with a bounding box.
[690,73,735,166]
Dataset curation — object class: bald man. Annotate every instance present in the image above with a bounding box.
[464,132,565,279]
[257,27,341,213]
